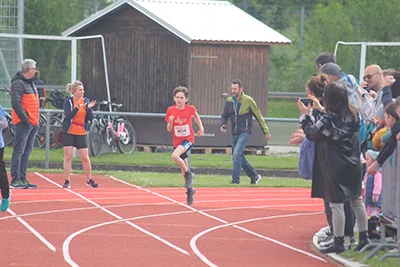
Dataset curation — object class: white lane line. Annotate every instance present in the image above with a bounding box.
[189,212,327,267]
[13,191,310,197]
[0,202,321,222]
[34,172,189,257]
[7,208,56,252]
[0,202,174,221]
[11,196,314,205]
[62,210,194,267]
[61,210,325,267]
[108,176,326,265]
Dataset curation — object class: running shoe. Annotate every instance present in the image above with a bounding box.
[1,191,10,212]
[86,179,98,188]
[20,179,37,189]
[184,171,195,188]
[63,180,71,189]
[10,179,28,189]
[186,187,196,206]
[251,175,261,185]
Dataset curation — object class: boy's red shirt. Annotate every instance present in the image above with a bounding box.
[165,105,197,147]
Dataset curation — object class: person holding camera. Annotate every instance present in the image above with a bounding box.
[220,79,270,185]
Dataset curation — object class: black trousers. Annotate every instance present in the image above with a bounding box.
[324,199,355,237]
[0,147,10,199]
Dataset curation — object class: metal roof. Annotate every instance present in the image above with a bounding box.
[62,0,291,44]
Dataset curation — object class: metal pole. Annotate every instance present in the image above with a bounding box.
[298,6,305,88]
[100,37,112,112]
[18,38,23,63]
[71,38,77,82]
[94,0,98,13]
[45,111,51,169]
[359,43,367,82]
[18,0,24,60]
[353,16,359,76]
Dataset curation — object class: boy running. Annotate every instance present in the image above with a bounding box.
[165,86,204,205]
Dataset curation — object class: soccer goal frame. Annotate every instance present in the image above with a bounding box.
[0,33,112,111]
[334,41,400,82]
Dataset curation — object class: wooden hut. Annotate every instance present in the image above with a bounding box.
[63,0,290,147]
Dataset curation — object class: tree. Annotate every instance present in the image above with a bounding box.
[23,0,112,85]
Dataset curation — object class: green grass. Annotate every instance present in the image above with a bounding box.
[110,172,310,188]
[341,248,400,267]
[29,168,310,188]
[268,99,299,118]
[4,148,299,170]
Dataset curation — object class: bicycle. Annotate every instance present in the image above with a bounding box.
[1,87,63,149]
[89,98,136,156]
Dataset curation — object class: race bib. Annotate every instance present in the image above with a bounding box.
[174,124,190,137]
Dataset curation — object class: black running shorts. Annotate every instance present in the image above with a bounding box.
[62,132,88,149]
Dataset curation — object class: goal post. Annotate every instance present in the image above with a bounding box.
[0,33,113,112]
[334,41,400,82]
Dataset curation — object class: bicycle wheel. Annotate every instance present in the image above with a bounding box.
[89,119,103,157]
[116,120,137,154]
[49,116,63,149]
[35,115,46,148]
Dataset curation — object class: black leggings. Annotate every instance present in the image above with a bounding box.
[0,147,10,199]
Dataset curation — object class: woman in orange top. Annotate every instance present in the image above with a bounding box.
[61,81,97,188]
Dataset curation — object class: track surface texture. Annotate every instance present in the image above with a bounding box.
[0,173,339,267]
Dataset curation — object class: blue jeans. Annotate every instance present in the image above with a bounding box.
[11,122,38,182]
[231,132,258,183]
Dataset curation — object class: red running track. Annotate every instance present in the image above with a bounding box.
[0,172,340,267]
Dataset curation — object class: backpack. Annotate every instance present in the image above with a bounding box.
[298,138,315,180]
[344,74,375,123]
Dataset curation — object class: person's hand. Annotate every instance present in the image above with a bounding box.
[221,125,227,133]
[384,75,396,87]
[308,94,323,112]
[265,133,271,140]
[197,127,204,137]
[88,100,96,109]
[367,161,379,175]
[297,99,312,115]
[371,116,379,125]
[168,115,174,123]
[289,129,305,145]
[360,81,368,89]
[397,132,400,141]
[369,90,377,98]
[372,195,379,204]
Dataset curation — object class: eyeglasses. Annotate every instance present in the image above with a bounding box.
[363,72,378,81]
[30,67,37,70]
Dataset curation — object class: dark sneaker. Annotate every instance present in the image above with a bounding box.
[230,180,239,184]
[1,191,10,212]
[186,187,196,205]
[21,179,37,189]
[184,171,195,188]
[86,179,98,188]
[63,180,71,189]
[320,244,345,254]
[10,179,28,189]
[354,238,371,252]
[251,175,261,185]
[320,236,345,254]
[319,235,334,248]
